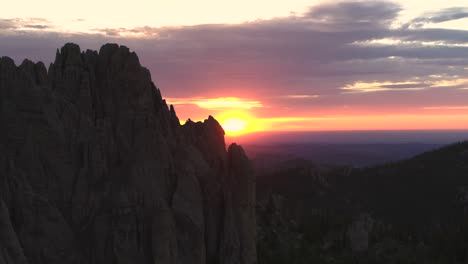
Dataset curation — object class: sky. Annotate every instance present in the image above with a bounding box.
[1,0,468,135]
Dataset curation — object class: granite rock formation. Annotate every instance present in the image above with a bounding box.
[0,43,256,264]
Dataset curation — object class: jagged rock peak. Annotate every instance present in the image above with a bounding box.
[57,42,82,65]
[183,115,227,163]
[51,42,142,72]
[0,56,15,67]
[0,43,256,264]
[184,115,225,135]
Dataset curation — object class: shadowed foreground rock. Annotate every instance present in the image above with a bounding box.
[0,43,256,264]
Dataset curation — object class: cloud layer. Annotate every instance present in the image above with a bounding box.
[1,1,468,126]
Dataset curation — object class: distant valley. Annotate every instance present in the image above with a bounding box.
[244,142,442,168]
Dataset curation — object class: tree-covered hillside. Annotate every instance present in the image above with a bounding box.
[257,141,468,263]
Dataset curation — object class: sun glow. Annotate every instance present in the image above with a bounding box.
[222,118,248,135]
[216,111,259,136]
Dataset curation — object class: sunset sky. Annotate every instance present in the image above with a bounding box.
[1,0,468,134]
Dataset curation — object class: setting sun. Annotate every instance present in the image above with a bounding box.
[221,118,248,135]
[216,111,259,136]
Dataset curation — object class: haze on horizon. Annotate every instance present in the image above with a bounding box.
[1,0,468,135]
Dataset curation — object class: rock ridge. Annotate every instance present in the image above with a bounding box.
[0,43,256,264]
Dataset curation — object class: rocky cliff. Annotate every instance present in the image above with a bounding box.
[0,43,256,264]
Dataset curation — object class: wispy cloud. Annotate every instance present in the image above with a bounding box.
[0,18,52,31]
[430,78,468,88]
[423,105,468,110]
[342,81,424,93]
[343,78,468,93]
[403,7,468,29]
[88,26,170,37]
[166,97,264,110]
[305,1,402,28]
[285,94,320,99]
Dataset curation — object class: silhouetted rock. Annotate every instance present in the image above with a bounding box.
[0,43,256,264]
[348,213,373,252]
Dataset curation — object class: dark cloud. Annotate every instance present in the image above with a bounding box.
[22,24,50,29]
[90,28,124,36]
[404,7,468,29]
[0,19,17,29]
[391,28,468,44]
[0,1,467,115]
[379,83,425,89]
[306,1,402,28]
[0,17,51,31]
[89,26,164,37]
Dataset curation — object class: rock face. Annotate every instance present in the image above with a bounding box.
[347,213,373,253]
[0,43,256,264]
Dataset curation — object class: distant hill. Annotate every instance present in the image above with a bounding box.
[256,141,468,263]
[244,142,442,168]
[344,141,468,225]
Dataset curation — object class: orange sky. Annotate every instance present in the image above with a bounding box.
[166,96,468,136]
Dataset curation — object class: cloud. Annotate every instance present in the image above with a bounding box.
[87,26,171,38]
[166,97,264,110]
[392,28,468,45]
[423,105,468,110]
[404,7,468,29]
[342,78,468,93]
[0,19,17,29]
[0,1,467,118]
[342,81,425,93]
[0,17,51,31]
[22,24,50,29]
[90,28,123,36]
[285,95,320,99]
[306,1,402,27]
[430,78,468,89]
